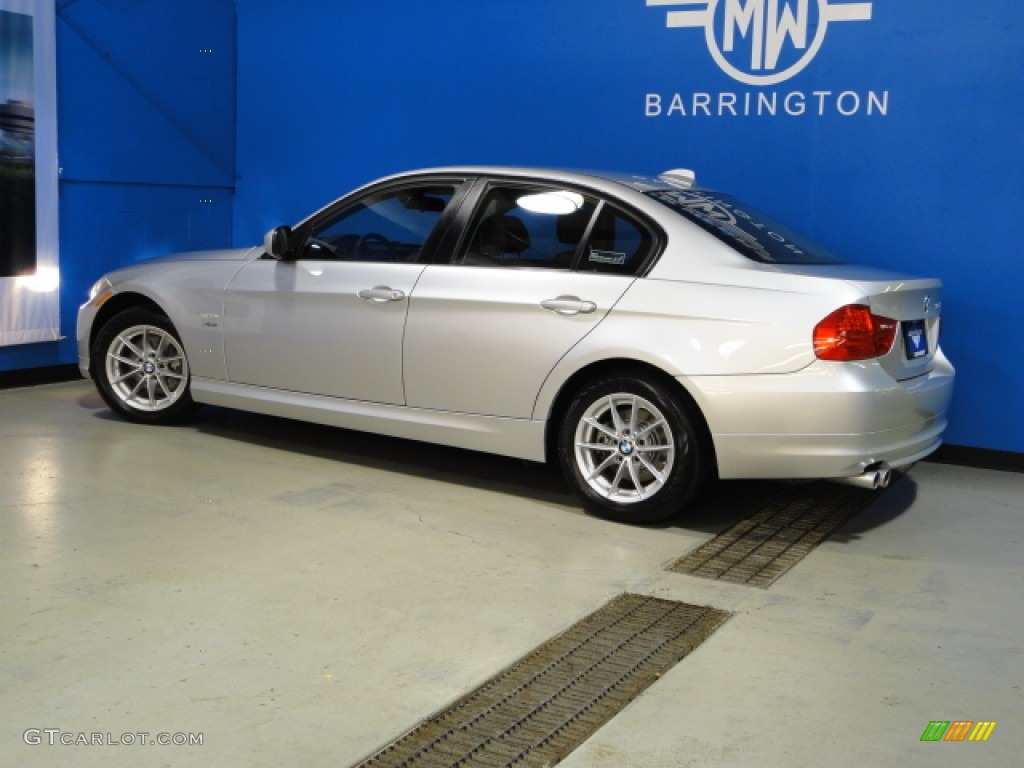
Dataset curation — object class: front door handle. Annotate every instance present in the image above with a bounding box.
[541,295,597,316]
[358,286,406,303]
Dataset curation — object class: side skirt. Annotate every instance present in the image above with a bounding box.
[191,378,547,462]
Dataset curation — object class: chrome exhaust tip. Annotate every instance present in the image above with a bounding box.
[830,462,892,490]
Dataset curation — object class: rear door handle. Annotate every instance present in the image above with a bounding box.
[541,295,597,316]
[358,286,406,303]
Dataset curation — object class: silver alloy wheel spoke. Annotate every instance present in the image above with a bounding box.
[609,460,629,494]
[576,441,617,452]
[127,376,146,399]
[588,452,620,481]
[636,454,665,484]
[110,368,143,385]
[573,391,676,506]
[105,324,189,413]
[634,418,667,440]
[117,334,145,359]
[584,415,618,440]
[636,443,671,452]
[609,396,625,433]
[626,459,645,498]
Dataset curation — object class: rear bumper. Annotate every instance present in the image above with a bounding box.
[684,351,955,480]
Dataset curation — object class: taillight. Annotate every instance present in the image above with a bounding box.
[814,304,898,361]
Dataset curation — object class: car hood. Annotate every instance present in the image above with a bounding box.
[139,246,261,264]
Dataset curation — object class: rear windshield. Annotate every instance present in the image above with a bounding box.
[647,188,844,265]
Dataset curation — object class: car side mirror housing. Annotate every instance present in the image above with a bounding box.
[264,226,294,260]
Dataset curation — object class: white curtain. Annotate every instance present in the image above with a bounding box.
[0,0,59,347]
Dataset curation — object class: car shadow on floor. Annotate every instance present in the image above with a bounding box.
[827,471,918,541]
[194,404,579,508]
[664,471,918,539]
[81,395,917,536]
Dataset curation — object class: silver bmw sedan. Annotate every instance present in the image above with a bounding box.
[77,167,954,523]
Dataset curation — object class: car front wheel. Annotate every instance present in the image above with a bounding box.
[92,308,196,424]
[558,375,709,523]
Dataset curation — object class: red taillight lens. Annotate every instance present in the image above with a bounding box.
[813,304,898,361]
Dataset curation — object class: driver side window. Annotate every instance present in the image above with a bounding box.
[303,184,456,262]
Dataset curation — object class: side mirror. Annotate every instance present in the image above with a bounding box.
[264,226,294,260]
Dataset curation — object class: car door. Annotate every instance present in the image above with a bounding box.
[403,180,658,418]
[221,180,463,404]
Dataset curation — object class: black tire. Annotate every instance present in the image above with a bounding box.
[91,307,197,425]
[557,375,710,523]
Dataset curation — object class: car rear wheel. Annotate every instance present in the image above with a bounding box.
[558,375,709,523]
[92,308,196,424]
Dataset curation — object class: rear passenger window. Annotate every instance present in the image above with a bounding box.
[457,182,657,275]
[458,184,598,269]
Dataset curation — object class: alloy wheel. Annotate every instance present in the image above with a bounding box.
[573,393,676,504]
[104,324,190,413]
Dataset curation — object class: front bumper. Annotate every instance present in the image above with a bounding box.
[75,300,100,379]
[684,351,955,480]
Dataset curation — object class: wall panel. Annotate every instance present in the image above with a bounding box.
[233,0,1024,453]
[0,0,236,373]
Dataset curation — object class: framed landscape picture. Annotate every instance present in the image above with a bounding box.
[1,0,58,346]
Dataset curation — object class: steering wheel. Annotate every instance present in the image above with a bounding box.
[354,233,392,261]
[304,237,337,259]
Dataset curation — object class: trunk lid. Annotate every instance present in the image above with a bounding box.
[775,264,943,381]
[852,277,942,382]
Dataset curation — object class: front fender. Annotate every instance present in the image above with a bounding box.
[80,260,250,382]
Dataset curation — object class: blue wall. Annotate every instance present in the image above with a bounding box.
[234,0,1024,454]
[5,1,1021,455]
[0,0,235,372]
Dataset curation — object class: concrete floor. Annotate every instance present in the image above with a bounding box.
[1,379,1021,768]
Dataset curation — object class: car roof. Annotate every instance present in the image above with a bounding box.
[376,165,686,194]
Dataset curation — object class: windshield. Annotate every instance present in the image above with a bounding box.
[647,188,845,265]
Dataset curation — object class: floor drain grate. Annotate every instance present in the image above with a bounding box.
[667,482,876,587]
[352,594,730,768]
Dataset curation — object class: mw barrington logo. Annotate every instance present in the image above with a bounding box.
[646,0,872,86]
[643,0,888,118]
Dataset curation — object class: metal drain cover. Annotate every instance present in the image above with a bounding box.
[667,481,876,587]
[352,594,730,768]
